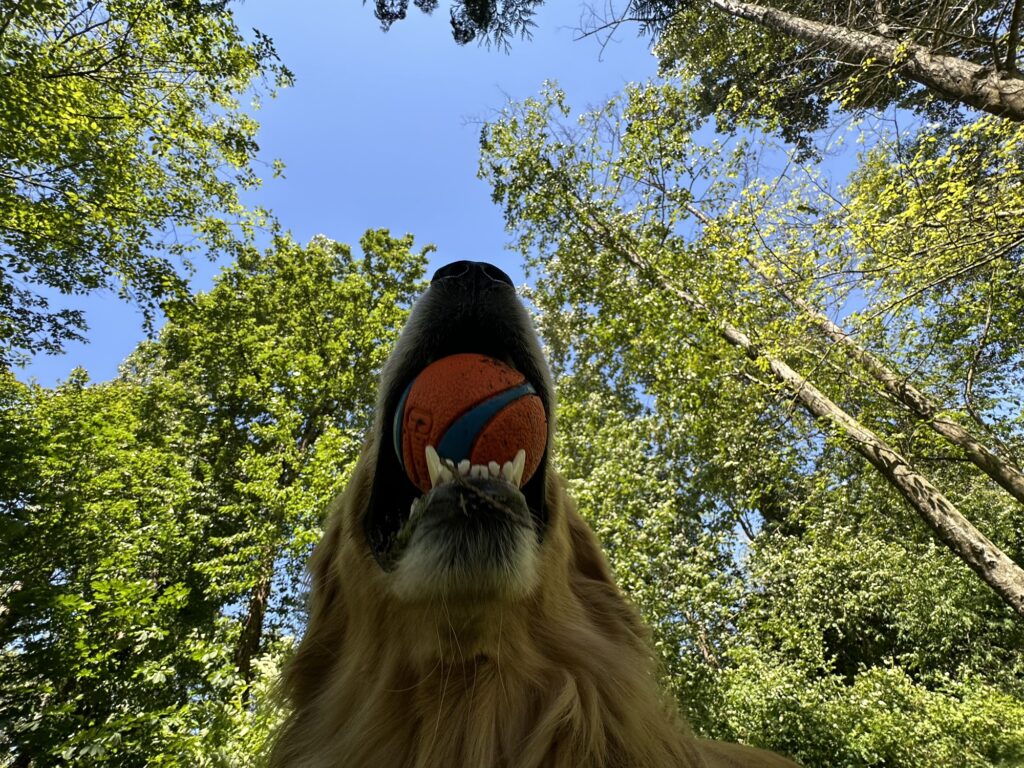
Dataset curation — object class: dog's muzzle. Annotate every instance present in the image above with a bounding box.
[363,261,552,570]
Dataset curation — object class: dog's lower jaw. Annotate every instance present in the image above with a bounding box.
[390,523,541,603]
[386,474,543,602]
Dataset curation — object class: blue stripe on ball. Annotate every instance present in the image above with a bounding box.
[393,380,413,469]
[437,382,536,462]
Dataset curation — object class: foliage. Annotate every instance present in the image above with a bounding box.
[481,82,1024,766]
[363,0,1024,153]
[366,0,544,45]
[0,0,293,364]
[5,0,1024,764]
[649,0,1016,150]
[0,231,428,766]
[843,115,1024,431]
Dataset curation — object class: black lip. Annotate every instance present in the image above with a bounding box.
[412,475,533,532]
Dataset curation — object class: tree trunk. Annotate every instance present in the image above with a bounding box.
[713,314,1024,620]
[682,201,1024,506]
[786,290,1024,505]
[704,0,1024,121]
[235,565,272,695]
[234,401,335,692]
[571,200,1024,619]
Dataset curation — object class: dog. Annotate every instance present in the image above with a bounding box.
[269,261,801,768]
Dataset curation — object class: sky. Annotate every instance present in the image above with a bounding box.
[21,1,659,386]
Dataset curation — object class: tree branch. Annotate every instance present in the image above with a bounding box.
[1008,0,1024,73]
[704,0,1024,120]
[560,185,1024,619]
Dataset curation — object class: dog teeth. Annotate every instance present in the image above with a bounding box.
[424,446,528,489]
[511,449,526,487]
[425,445,442,488]
[498,450,527,486]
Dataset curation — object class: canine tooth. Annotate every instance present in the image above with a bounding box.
[458,459,471,476]
[425,445,442,488]
[488,461,500,477]
[511,449,526,487]
[501,460,515,483]
[439,465,453,484]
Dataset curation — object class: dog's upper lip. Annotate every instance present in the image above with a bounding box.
[394,473,535,559]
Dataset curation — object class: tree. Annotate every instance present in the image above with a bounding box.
[0,230,428,765]
[156,229,429,696]
[367,0,544,45]
[366,0,1024,150]
[0,0,292,365]
[481,82,1024,616]
[482,83,1024,765]
[650,0,1024,146]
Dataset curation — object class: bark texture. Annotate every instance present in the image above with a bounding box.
[706,0,1024,120]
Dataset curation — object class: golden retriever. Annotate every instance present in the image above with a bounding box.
[270,261,800,768]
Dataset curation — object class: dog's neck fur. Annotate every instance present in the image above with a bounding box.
[273,466,706,768]
[276,489,708,765]
[306,591,703,768]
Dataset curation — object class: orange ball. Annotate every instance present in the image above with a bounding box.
[394,353,547,492]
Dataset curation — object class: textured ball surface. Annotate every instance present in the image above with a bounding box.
[394,353,547,492]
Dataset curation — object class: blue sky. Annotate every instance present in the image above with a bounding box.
[22,1,658,386]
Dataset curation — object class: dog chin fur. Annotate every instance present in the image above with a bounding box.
[390,523,541,603]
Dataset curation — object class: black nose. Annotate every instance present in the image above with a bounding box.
[431,260,514,290]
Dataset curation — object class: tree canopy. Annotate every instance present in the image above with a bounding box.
[0,0,292,365]
[367,0,1024,150]
[0,230,428,765]
[478,80,1024,764]
[4,1,1024,766]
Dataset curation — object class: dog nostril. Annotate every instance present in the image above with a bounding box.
[481,263,513,287]
[431,261,473,282]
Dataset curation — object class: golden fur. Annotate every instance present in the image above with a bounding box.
[270,442,800,767]
[270,262,800,768]
[271,435,705,767]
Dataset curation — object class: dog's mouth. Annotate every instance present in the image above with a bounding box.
[393,439,533,541]
[370,360,546,575]
[363,261,552,577]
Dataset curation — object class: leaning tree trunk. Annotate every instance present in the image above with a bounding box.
[781,286,1024,505]
[704,0,1024,121]
[572,201,1024,619]
[683,202,1024,507]
[710,311,1024,619]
